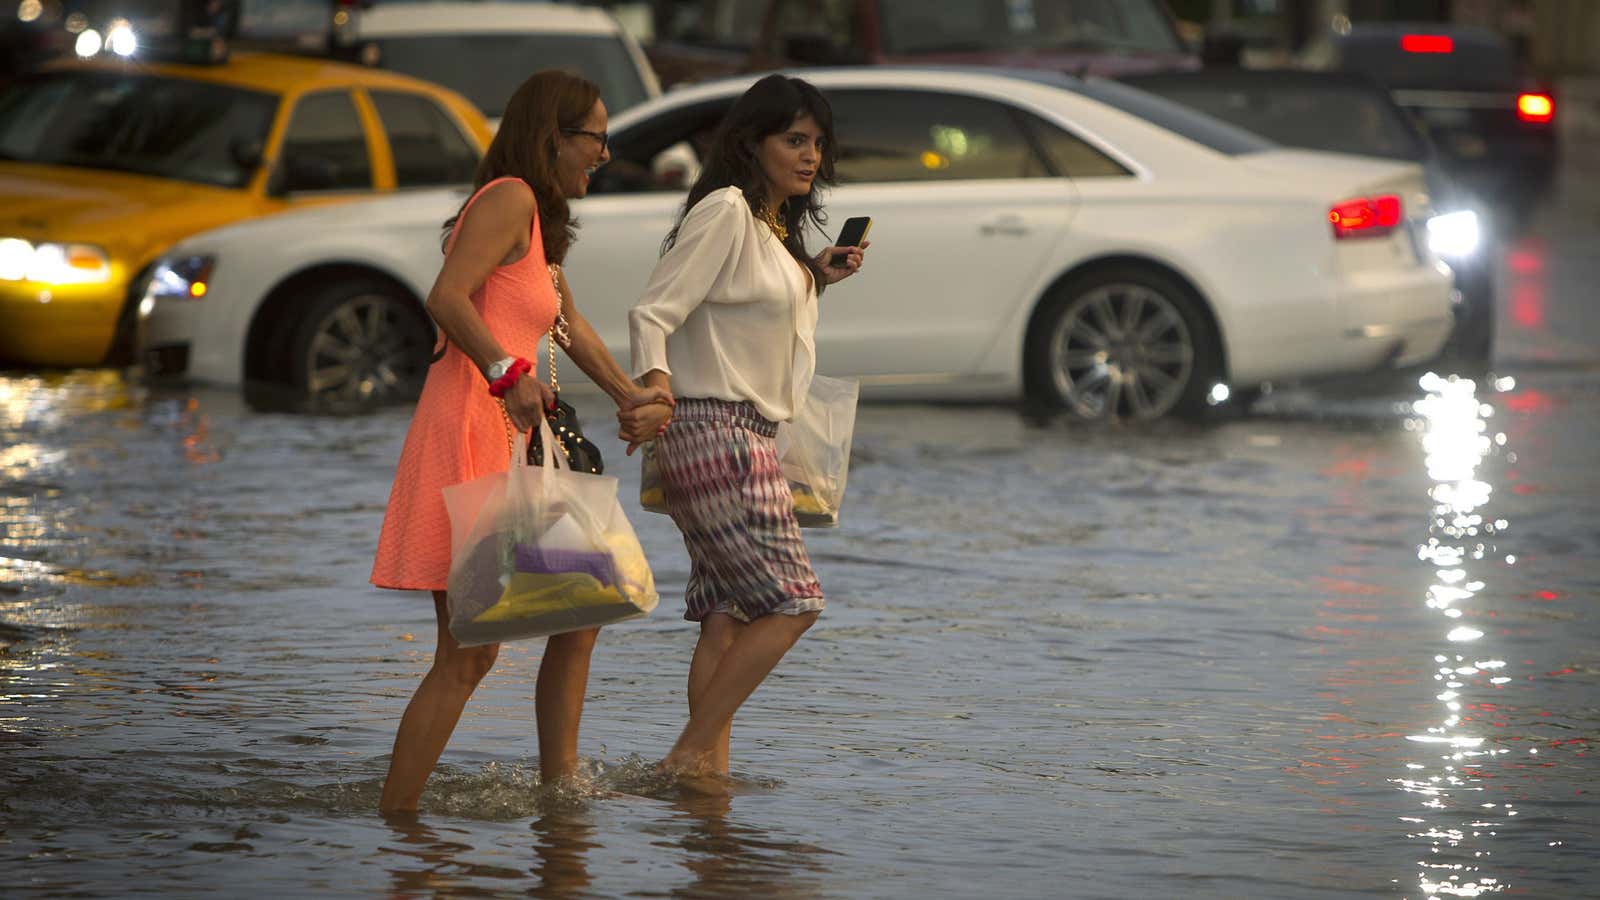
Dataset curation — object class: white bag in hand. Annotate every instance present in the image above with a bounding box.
[782,374,859,528]
[443,418,657,647]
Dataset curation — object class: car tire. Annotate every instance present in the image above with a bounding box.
[285,278,433,412]
[1025,265,1220,421]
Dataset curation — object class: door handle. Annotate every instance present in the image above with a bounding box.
[978,215,1029,237]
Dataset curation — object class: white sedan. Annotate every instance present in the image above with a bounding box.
[139,67,1454,420]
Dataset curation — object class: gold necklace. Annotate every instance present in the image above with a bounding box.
[758,202,788,241]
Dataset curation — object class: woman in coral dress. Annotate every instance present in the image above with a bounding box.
[371,71,674,813]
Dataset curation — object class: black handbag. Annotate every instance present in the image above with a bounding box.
[528,264,604,475]
[529,394,604,474]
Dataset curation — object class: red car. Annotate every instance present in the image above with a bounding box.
[639,0,1198,87]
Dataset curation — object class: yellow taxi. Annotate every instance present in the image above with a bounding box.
[0,51,491,367]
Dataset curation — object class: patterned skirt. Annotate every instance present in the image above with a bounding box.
[653,398,825,623]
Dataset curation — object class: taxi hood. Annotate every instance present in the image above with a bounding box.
[0,161,266,265]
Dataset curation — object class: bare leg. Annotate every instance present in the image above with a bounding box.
[535,627,600,782]
[663,611,818,773]
[686,614,744,773]
[380,591,499,813]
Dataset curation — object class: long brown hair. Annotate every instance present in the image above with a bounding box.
[443,70,599,264]
[663,74,837,290]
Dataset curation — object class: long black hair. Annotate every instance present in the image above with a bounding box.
[442,70,599,263]
[663,74,838,289]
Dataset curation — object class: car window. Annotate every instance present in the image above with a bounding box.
[0,71,277,188]
[370,90,479,187]
[1019,113,1131,177]
[369,34,651,117]
[877,0,1182,55]
[278,90,372,192]
[589,100,732,195]
[1123,77,1427,161]
[828,90,1050,183]
[1072,78,1276,155]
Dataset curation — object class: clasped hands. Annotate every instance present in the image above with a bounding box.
[618,387,674,455]
[499,377,673,455]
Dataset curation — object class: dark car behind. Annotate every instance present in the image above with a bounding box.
[1122,68,1498,370]
[1305,22,1557,222]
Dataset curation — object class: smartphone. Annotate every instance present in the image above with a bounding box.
[829,216,872,267]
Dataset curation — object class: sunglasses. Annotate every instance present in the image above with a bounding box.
[560,127,609,149]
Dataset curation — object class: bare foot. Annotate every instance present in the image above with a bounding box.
[672,769,734,798]
[655,749,717,778]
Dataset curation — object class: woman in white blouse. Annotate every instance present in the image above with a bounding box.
[627,74,867,778]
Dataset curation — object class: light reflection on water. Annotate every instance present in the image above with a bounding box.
[1398,373,1520,899]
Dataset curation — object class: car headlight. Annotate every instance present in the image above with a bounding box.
[1426,210,1481,259]
[147,256,216,301]
[138,255,216,317]
[0,237,113,284]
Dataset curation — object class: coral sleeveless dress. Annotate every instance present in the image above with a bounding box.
[371,177,559,591]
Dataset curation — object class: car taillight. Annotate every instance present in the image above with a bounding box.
[1401,34,1454,53]
[1517,92,1554,123]
[1329,194,1402,239]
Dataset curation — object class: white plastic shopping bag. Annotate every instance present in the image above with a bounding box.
[638,375,859,528]
[780,374,859,528]
[443,419,657,646]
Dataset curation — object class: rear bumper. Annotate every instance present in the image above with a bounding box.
[1340,266,1455,370]
[1436,134,1558,199]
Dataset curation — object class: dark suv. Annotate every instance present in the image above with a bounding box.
[639,0,1198,87]
[1302,22,1557,222]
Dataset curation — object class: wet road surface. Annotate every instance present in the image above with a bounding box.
[2,172,1598,897]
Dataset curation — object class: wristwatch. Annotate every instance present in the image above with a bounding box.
[486,356,517,382]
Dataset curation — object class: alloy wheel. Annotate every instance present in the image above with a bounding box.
[1048,283,1196,420]
[302,293,430,407]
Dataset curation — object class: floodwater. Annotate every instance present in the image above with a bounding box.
[2,357,1595,898]
[5,157,1600,900]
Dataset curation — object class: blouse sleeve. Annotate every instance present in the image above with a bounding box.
[628,189,747,379]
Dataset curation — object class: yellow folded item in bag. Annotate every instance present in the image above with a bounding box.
[640,486,666,511]
[602,531,655,598]
[791,483,829,515]
[472,572,627,623]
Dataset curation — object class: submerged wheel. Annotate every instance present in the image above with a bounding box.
[287,278,433,411]
[1025,265,1219,421]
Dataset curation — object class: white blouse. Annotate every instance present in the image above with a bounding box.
[628,186,818,423]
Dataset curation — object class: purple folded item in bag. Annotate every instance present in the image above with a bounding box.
[513,543,616,586]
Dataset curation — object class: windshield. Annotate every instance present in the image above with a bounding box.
[371,34,650,118]
[0,71,278,188]
[879,0,1183,56]
[1126,78,1427,161]
[1338,30,1521,91]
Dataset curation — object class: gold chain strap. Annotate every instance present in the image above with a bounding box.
[497,265,574,463]
[548,263,572,394]
[499,398,514,460]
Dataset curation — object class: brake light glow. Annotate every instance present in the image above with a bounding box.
[1517,93,1554,123]
[1401,34,1454,53]
[1329,195,1402,239]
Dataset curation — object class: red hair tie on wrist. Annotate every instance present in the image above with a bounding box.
[487,358,532,398]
